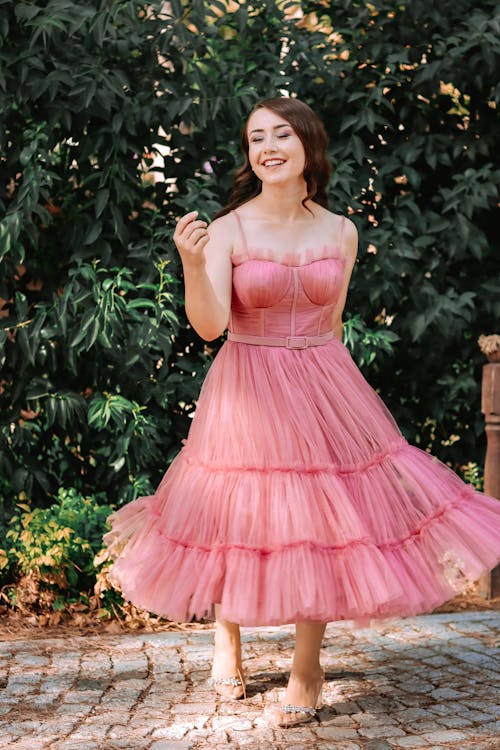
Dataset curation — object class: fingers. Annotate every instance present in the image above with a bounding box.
[173,210,210,260]
[184,219,208,242]
[175,210,199,236]
[188,227,209,246]
[174,212,208,243]
[192,232,210,251]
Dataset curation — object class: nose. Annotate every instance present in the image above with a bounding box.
[263,133,278,151]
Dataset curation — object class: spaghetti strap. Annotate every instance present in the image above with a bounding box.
[232,209,248,255]
[339,214,347,251]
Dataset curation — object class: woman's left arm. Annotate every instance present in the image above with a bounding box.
[331,218,358,341]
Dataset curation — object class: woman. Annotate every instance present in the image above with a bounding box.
[104,97,500,728]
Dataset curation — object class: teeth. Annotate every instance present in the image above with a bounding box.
[264,160,284,167]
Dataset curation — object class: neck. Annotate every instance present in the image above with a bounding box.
[253,180,311,222]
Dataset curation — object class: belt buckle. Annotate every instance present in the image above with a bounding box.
[286,336,308,349]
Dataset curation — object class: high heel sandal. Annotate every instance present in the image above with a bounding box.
[274,669,325,728]
[208,666,246,700]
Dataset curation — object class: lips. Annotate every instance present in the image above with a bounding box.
[262,159,286,167]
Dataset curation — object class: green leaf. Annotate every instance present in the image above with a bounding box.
[127,298,157,311]
[95,189,109,219]
[83,221,102,246]
[340,114,361,134]
[15,4,41,21]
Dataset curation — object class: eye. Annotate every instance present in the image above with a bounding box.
[278,133,291,139]
[250,137,264,143]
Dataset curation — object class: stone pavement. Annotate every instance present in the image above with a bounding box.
[0,611,499,750]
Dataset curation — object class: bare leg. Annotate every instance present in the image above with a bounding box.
[282,621,326,709]
[211,604,243,676]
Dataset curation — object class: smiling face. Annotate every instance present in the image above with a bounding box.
[246,107,306,187]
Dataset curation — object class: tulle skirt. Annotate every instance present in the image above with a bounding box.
[103,337,500,626]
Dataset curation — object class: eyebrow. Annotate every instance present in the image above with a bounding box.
[248,123,291,135]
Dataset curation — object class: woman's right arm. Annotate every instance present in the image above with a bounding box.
[173,211,233,341]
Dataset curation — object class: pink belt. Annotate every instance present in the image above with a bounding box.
[226,331,334,349]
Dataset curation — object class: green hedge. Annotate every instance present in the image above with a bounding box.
[1,0,499,527]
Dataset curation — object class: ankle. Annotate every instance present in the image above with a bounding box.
[214,627,241,648]
[211,652,244,680]
[212,632,243,672]
[289,666,324,682]
[214,633,241,651]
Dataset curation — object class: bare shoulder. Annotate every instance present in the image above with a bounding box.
[208,212,235,239]
[321,207,356,234]
[317,206,358,259]
[205,212,235,256]
[342,215,358,259]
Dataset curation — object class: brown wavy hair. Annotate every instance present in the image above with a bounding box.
[214,97,331,219]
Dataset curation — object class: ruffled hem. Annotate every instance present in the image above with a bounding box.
[104,482,500,628]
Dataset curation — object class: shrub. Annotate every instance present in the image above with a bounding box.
[1,487,113,612]
[459,462,484,492]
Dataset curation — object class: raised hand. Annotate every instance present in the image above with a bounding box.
[173,210,210,268]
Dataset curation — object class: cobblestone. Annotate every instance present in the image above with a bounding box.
[0,611,498,749]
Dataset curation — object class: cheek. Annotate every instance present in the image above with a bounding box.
[248,148,260,171]
[284,139,305,170]
[295,144,306,168]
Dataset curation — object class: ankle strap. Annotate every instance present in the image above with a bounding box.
[208,675,243,686]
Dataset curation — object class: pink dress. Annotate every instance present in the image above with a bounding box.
[103,212,500,627]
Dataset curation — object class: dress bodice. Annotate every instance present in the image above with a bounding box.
[228,248,346,339]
